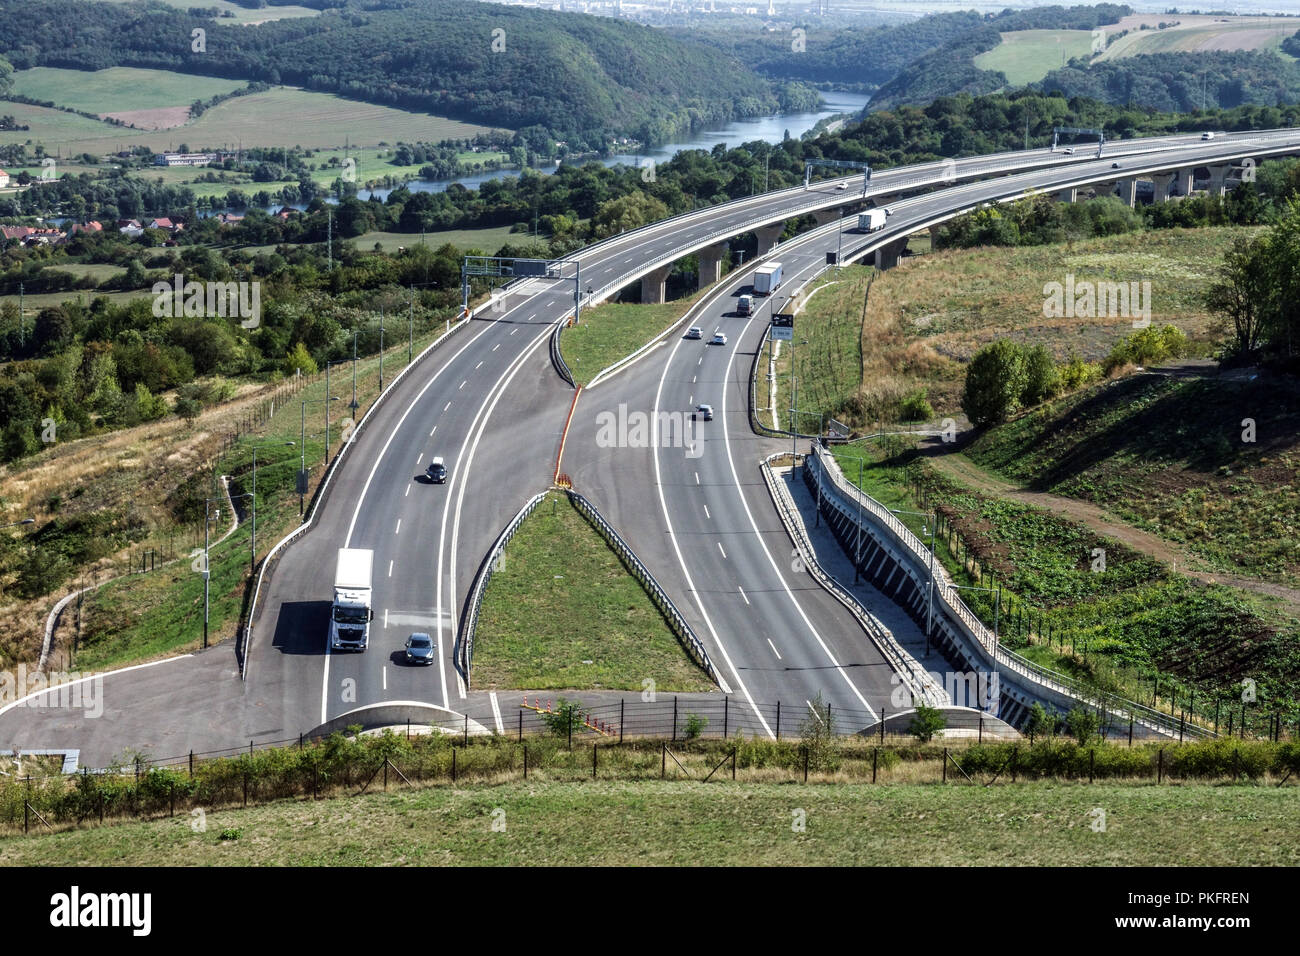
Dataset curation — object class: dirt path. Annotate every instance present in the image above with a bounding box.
[919,443,1300,614]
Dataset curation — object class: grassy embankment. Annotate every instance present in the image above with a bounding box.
[473,494,713,692]
[776,229,1299,726]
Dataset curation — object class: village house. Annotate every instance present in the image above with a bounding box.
[0,169,10,189]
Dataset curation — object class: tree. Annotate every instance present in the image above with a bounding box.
[591,192,669,239]
[1020,343,1060,406]
[32,306,74,357]
[908,703,947,743]
[283,342,318,376]
[1024,702,1052,744]
[1064,706,1100,745]
[961,339,1028,426]
[174,396,202,426]
[799,692,839,772]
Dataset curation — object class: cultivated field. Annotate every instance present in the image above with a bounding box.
[1,77,504,155]
[97,0,322,23]
[10,67,245,120]
[974,29,1098,85]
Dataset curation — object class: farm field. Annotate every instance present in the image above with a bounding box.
[10,67,245,119]
[1,78,505,155]
[97,0,322,22]
[973,30,1097,85]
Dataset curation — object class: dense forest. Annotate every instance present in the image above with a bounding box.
[0,0,818,150]
[1040,50,1300,112]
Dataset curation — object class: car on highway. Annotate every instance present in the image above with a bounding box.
[685,326,703,339]
[836,182,848,190]
[1062,147,1075,155]
[405,632,436,665]
[710,331,727,345]
[1202,131,1215,140]
[1111,162,1122,168]
[736,294,753,316]
[694,404,713,421]
[426,456,447,483]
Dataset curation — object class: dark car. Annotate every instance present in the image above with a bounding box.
[405,632,436,664]
[426,456,447,483]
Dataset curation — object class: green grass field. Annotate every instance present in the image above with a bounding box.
[472,494,714,692]
[973,30,1099,85]
[11,67,245,116]
[98,0,322,23]
[560,288,710,385]
[1101,18,1299,60]
[2,779,1294,866]
[1,80,504,154]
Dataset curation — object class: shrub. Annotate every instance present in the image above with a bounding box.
[684,713,707,739]
[1020,344,1061,405]
[908,704,947,743]
[1065,706,1101,745]
[898,387,934,421]
[962,339,1028,426]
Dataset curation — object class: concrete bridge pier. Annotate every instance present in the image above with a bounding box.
[1054,187,1077,203]
[875,237,908,270]
[640,263,672,304]
[1175,167,1194,198]
[696,241,728,290]
[811,208,845,226]
[1206,164,1232,198]
[1151,173,1176,202]
[754,221,785,255]
[1116,177,1137,207]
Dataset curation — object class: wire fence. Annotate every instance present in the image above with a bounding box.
[4,706,1297,837]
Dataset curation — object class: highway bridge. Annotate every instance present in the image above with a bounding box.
[5,129,1298,763]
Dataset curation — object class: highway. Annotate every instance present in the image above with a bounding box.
[5,128,1300,761]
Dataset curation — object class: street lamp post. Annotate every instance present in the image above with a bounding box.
[300,396,340,513]
[325,359,349,461]
[379,308,385,392]
[351,329,358,416]
[250,442,295,572]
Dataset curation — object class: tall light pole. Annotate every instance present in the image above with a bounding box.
[202,495,225,650]
[789,337,808,461]
[325,359,348,461]
[892,508,937,654]
[250,442,294,572]
[408,285,415,363]
[837,208,844,272]
[300,397,339,514]
[379,308,385,392]
[350,329,358,417]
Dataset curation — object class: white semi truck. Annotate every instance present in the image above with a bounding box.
[330,548,374,651]
[752,262,783,296]
[858,209,888,233]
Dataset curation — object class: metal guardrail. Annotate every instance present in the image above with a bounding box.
[805,445,1207,739]
[760,453,945,706]
[457,490,551,688]
[566,489,721,688]
[549,321,576,388]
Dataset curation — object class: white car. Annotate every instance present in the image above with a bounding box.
[710,332,727,345]
[1062,147,1075,155]
[836,182,848,190]
[1202,131,1215,141]
[686,326,703,340]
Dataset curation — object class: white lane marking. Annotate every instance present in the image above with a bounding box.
[388,560,394,577]
[703,505,710,519]
[767,638,782,660]
[459,380,466,389]
[475,361,483,370]
[718,322,877,719]
[395,519,401,534]
[405,485,410,497]
[430,426,437,437]
[698,357,702,365]
[805,700,824,726]
[718,542,727,559]
[443,402,451,412]
[438,320,555,705]
[511,328,518,335]
[383,667,387,691]
[384,608,389,629]
[0,655,191,719]
[492,344,500,352]
[653,327,760,721]
[738,586,749,605]
[417,453,423,464]
[490,692,504,735]
[528,313,537,321]
[694,472,700,485]
[692,375,696,383]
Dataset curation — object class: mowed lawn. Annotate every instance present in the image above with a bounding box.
[973,30,1098,85]
[472,494,714,693]
[1,781,1295,866]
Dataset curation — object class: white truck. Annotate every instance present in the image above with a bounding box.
[752,262,783,296]
[330,548,374,651]
[858,209,888,233]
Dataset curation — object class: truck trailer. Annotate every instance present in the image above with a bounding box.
[752,262,783,296]
[857,209,888,233]
[330,548,374,651]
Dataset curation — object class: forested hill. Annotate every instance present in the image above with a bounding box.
[0,0,818,149]
[1040,51,1300,113]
